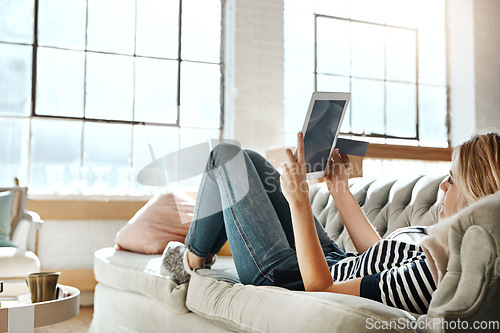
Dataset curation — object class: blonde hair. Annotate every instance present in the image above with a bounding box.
[451,132,500,207]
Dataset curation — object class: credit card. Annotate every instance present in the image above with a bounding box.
[335,138,369,156]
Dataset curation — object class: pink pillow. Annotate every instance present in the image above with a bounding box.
[115,188,195,254]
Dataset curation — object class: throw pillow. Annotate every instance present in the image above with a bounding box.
[0,191,15,247]
[115,187,195,254]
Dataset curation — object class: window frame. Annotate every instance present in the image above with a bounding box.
[0,0,225,195]
[28,0,225,128]
[313,13,422,142]
[283,1,449,148]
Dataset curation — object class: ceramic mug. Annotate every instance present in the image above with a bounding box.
[26,272,61,303]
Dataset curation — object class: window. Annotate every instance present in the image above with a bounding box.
[0,0,224,195]
[284,0,447,148]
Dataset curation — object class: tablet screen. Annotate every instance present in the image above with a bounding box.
[304,100,346,173]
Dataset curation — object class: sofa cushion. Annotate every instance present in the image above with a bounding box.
[115,187,194,254]
[93,247,190,314]
[0,247,40,296]
[91,283,228,333]
[186,269,416,333]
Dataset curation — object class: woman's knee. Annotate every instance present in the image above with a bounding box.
[244,149,275,172]
[243,149,262,161]
[211,143,243,166]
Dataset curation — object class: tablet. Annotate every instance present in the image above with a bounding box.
[301,92,351,179]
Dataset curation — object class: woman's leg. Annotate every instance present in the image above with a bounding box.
[184,149,232,259]
[185,143,344,285]
[244,149,344,256]
[185,143,297,285]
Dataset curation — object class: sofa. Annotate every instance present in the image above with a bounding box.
[90,174,500,332]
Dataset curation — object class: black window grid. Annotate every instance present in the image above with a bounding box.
[313,13,448,143]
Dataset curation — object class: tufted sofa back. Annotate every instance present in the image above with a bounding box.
[309,174,446,253]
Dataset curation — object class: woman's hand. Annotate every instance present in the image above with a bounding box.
[280,132,309,205]
[324,148,351,195]
[324,149,382,253]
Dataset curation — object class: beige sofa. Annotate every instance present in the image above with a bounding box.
[90,174,500,332]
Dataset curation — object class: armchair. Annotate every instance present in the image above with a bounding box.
[0,186,43,297]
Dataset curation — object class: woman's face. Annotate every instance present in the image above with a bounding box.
[439,171,462,219]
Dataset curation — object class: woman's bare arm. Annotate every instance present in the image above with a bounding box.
[280,133,365,294]
[287,197,363,294]
[324,150,381,254]
[280,133,333,291]
[288,199,334,291]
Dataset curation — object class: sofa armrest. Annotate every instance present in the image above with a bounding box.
[416,192,500,332]
[11,211,43,254]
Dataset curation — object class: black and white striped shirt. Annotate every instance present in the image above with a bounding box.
[331,239,437,314]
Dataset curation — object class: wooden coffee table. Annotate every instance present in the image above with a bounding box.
[0,285,80,333]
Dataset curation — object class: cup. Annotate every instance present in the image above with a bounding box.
[26,272,61,303]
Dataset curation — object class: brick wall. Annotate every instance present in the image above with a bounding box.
[224,0,285,155]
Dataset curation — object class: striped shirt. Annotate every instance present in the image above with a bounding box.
[331,239,437,314]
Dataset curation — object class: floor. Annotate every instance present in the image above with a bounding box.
[34,306,93,333]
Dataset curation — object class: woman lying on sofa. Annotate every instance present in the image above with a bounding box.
[163,132,500,314]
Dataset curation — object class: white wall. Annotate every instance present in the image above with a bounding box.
[447,0,476,146]
[473,0,500,132]
[224,0,285,154]
[446,0,500,146]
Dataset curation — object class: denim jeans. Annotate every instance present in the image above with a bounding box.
[185,143,345,286]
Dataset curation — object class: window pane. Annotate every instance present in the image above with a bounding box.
[284,10,314,72]
[179,62,221,128]
[134,57,178,124]
[351,78,384,135]
[38,0,86,49]
[351,22,384,80]
[386,82,416,138]
[0,118,29,187]
[181,0,221,63]
[36,48,84,117]
[316,74,351,133]
[419,31,446,86]
[84,122,132,194]
[85,53,134,121]
[0,0,34,44]
[316,18,350,76]
[351,0,385,24]
[385,27,416,82]
[0,43,32,116]
[284,71,314,133]
[419,85,447,145]
[84,123,131,167]
[30,119,83,194]
[179,127,220,190]
[136,0,179,59]
[133,125,179,193]
[317,75,350,93]
[87,0,135,54]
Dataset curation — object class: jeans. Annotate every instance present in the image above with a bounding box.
[185,143,345,286]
